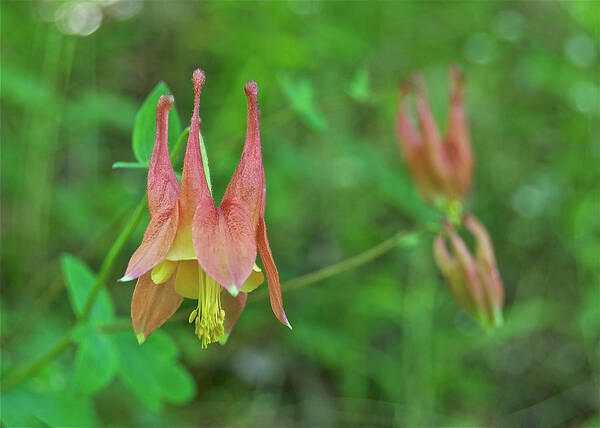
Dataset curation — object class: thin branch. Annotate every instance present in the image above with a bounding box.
[249,229,422,302]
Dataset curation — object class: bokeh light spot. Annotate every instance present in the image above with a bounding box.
[56,1,103,36]
[493,10,525,42]
[463,33,497,64]
[565,34,597,68]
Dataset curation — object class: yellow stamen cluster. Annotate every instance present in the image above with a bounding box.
[188,270,225,348]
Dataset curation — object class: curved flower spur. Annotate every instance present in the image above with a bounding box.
[121,69,290,347]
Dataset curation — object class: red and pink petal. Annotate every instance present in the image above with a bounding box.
[147,95,180,218]
[192,197,257,295]
[120,205,179,281]
[179,69,212,226]
[257,216,291,329]
[221,290,248,337]
[131,272,183,344]
[222,81,266,226]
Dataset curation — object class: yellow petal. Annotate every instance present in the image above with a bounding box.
[166,225,197,261]
[241,267,264,293]
[150,259,178,285]
[174,260,200,299]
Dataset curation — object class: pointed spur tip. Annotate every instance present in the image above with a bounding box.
[192,69,206,91]
[282,311,293,330]
[158,94,175,107]
[118,275,132,282]
[244,80,258,97]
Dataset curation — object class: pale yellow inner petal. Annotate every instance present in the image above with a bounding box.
[174,260,200,299]
[150,259,178,285]
[241,265,264,293]
[166,224,196,261]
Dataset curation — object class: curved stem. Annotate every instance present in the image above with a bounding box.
[79,197,147,319]
[2,330,75,391]
[248,229,422,302]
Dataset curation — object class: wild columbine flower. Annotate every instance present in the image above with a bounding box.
[121,69,290,347]
[433,214,504,327]
[396,66,473,205]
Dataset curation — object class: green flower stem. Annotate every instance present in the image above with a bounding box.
[286,229,421,293]
[2,332,76,391]
[79,197,147,320]
[248,229,424,302]
[2,133,191,392]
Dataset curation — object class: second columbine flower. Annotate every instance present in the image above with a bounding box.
[396,66,473,205]
[122,69,290,347]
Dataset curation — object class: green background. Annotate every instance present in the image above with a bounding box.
[1,1,599,426]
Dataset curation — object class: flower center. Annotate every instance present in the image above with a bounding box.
[188,269,225,348]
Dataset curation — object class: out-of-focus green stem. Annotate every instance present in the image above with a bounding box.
[248,229,423,302]
[2,131,190,392]
[79,197,147,320]
[2,331,75,391]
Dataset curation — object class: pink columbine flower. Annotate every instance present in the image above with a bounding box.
[396,66,473,204]
[121,69,290,347]
[433,214,504,327]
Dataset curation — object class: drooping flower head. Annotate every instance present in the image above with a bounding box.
[122,69,290,347]
[433,214,504,327]
[396,66,473,204]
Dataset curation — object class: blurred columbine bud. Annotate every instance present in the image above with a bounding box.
[433,214,504,327]
[396,66,473,207]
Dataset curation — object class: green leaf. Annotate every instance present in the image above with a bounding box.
[153,362,195,404]
[348,68,370,102]
[1,384,99,427]
[114,331,162,411]
[112,330,196,410]
[74,325,119,395]
[199,131,212,194]
[60,254,115,324]
[0,388,44,427]
[112,161,148,169]
[33,391,99,427]
[132,81,182,165]
[279,74,329,133]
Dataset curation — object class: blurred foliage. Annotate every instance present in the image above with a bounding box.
[1,0,599,426]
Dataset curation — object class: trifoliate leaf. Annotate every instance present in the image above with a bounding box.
[60,254,115,324]
[74,325,119,395]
